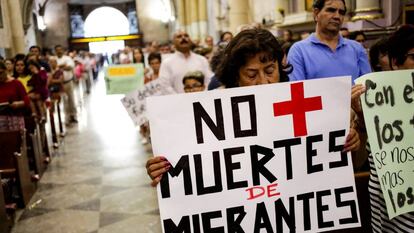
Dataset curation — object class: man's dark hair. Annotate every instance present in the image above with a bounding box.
[27,60,41,70]
[369,37,389,72]
[388,24,414,68]
[29,45,41,51]
[215,28,290,88]
[54,45,63,50]
[340,27,348,31]
[313,0,346,12]
[148,52,161,64]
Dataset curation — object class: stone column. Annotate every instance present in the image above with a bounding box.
[189,0,199,39]
[228,0,249,33]
[198,0,208,39]
[184,0,192,34]
[135,0,169,43]
[297,0,306,12]
[177,0,187,30]
[7,0,26,54]
[352,0,383,21]
[274,0,289,24]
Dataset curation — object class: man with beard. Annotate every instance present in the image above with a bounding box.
[287,0,371,83]
[159,30,213,93]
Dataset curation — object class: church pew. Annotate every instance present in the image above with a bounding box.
[30,128,45,176]
[0,174,10,233]
[0,130,36,207]
[49,99,59,148]
[56,98,65,137]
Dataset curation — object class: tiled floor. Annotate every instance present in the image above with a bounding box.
[11,77,162,233]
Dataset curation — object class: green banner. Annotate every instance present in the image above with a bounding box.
[104,64,144,94]
[356,69,414,219]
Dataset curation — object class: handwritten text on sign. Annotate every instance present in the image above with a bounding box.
[121,79,175,126]
[147,77,360,232]
[356,70,414,219]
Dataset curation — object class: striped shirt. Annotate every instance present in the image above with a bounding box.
[367,143,414,232]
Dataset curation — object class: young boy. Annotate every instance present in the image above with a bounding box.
[182,71,206,93]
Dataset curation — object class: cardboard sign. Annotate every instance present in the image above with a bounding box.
[121,79,175,126]
[356,70,414,219]
[147,77,360,232]
[104,64,144,94]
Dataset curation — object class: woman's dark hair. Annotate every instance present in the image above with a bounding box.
[215,28,290,88]
[147,52,161,64]
[387,24,414,69]
[313,0,346,12]
[220,31,233,42]
[133,47,145,64]
[27,60,41,71]
[349,31,366,41]
[369,37,389,72]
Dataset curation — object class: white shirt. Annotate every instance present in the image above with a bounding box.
[159,51,213,93]
[56,55,75,82]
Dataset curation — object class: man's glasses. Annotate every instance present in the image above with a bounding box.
[184,84,203,91]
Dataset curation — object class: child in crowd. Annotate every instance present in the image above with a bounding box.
[27,60,49,122]
[144,52,161,84]
[182,71,206,93]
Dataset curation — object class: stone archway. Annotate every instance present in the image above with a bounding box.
[84,6,129,54]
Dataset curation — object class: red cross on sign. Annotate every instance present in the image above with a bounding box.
[273,82,323,137]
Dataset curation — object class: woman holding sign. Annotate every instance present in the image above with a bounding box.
[146,28,361,186]
[352,25,414,233]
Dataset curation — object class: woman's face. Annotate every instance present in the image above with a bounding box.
[134,49,143,62]
[15,60,25,75]
[28,64,39,74]
[149,58,161,72]
[5,60,13,72]
[378,52,391,71]
[222,33,233,43]
[238,52,280,87]
[399,48,414,70]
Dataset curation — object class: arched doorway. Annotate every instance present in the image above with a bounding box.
[84,6,129,55]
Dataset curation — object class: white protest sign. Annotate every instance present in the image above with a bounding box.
[147,77,360,233]
[121,79,175,126]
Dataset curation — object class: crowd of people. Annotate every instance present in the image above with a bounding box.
[0,45,102,125]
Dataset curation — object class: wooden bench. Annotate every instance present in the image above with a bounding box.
[0,130,36,207]
[0,173,10,233]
